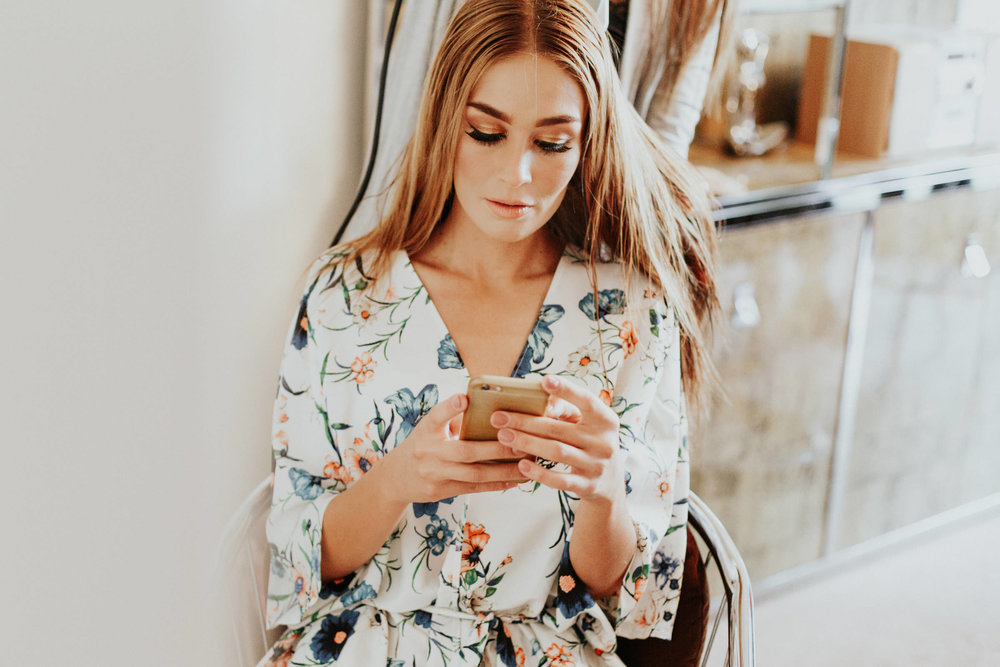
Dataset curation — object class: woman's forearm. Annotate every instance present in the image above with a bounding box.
[319,460,409,582]
[569,491,635,598]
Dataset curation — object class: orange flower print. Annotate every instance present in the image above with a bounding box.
[278,413,289,423]
[461,522,490,573]
[274,429,289,453]
[545,642,575,667]
[350,352,376,384]
[323,459,352,485]
[618,320,638,357]
[559,575,577,594]
[636,607,657,627]
[514,647,526,667]
[599,389,612,406]
[656,477,671,497]
[264,629,303,667]
[634,576,647,601]
[349,449,379,478]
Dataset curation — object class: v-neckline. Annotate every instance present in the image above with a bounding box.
[401,247,567,379]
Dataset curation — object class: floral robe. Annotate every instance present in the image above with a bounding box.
[260,245,690,667]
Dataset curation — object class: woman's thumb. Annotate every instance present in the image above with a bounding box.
[429,393,467,427]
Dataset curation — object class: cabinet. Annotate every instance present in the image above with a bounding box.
[693,212,864,579]
[692,154,1000,583]
[837,187,1000,547]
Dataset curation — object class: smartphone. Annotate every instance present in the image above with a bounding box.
[459,375,550,441]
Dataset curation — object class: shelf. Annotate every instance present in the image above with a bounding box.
[739,0,845,15]
[694,142,1000,226]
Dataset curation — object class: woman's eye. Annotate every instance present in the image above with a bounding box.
[466,126,571,154]
[536,140,571,154]
[466,127,504,144]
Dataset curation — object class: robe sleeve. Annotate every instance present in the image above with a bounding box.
[644,4,721,158]
[263,253,382,628]
[603,308,691,640]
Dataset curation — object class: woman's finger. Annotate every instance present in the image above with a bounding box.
[541,375,616,426]
[423,393,468,434]
[436,460,528,485]
[545,396,582,423]
[516,458,591,496]
[496,429,594,472]
[491,410,602,452]
[445,440,527,464]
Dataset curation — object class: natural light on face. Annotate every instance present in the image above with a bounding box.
[448,53,586,245]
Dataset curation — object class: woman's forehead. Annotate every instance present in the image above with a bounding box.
[468,54,586,124]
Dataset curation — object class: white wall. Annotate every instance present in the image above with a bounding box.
[0,1,366,663]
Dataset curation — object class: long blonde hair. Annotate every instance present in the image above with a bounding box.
[344,0,720,412]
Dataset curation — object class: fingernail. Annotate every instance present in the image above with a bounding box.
[518,459,531,474]
[491,412,508,427]
[452,394,463,409]
[544,376,559,389]
[497,429,514,443]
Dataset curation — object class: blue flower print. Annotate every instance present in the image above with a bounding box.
[340,581,377,607]
[288,467,325,500]
[413,609,434,630]
[649,307,663,337]
[652,550,681,589]
[437,334,465,369]
[492,618,518,667]
[291,294,310,350]
[423,515,454,556]
[578,289,626,321]
[553,544,594,620]
[384,384,439,446]
[291,274,324,350]
[512,305,565,378]
[413,496,454,518]
[319,575,352,600]
[310,608,360,662]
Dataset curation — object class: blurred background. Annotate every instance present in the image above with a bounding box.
[1,0,997,665]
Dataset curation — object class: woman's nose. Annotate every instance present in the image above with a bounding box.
[498,143,533,187]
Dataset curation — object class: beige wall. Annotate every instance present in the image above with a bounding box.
[1,1,365,664]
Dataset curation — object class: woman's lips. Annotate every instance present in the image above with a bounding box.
[486,198,533,219]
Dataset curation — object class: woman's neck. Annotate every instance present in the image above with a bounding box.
[413,218,564,286]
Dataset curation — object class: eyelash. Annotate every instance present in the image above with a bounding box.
[465,126,572,154]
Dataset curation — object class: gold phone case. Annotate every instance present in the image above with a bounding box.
[459,375,549,441]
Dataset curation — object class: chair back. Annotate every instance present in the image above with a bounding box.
[215,474,279,667]
[688,491,756,667]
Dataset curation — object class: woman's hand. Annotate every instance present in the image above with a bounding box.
[491,375,633,596]
[380,393,527,505]
[490,375,625,504]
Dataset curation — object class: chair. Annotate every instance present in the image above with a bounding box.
[215,473,280,667]
[616,492,755,667]
[219,477,754,667]
[687,491,756,667]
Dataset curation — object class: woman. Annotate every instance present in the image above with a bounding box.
[342,0,736,242]
[261,0,719,664]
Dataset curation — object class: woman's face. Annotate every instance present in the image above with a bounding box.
[448,53,586,245]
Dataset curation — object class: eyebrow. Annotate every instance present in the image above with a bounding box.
[467,101,580,127]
